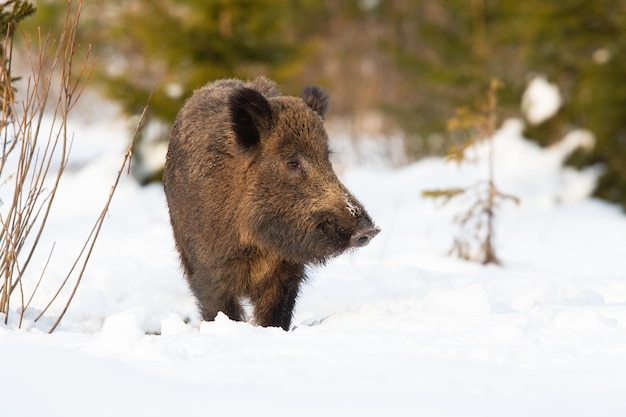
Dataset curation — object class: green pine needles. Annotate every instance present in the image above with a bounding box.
[0,0,35,110]
[423,80,519,265]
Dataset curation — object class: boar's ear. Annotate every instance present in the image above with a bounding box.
[229,87,273,150]
[301,86,329,119]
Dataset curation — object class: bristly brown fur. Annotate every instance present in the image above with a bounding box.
[163,76,379,331]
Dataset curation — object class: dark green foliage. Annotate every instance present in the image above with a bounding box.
[73,0,327,124]
[22,0,330,182]
[505,0,626,208]
[98,1,278,120]
[0,0,34,36]
[379,0,626,209]
[0,0,35,109]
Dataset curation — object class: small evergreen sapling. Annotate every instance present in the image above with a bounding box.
[422,80,519,265]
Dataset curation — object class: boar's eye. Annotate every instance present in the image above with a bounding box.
[287,159,302,171]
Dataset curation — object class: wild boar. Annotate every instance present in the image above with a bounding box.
[163,77,379,330]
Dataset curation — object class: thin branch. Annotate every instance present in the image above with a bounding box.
[1,0,94,322]
[46,81,157,333]
[22,241,55,316]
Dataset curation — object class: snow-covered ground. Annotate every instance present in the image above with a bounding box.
[2,104,626,416]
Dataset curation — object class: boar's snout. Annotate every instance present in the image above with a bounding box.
[349,218,381,248]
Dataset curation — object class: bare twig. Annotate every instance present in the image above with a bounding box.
[0,0,96,325]
[0,0,157,331]
[21,241,54,319]
[45,81,157,333]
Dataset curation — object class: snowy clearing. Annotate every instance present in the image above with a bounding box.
[1,109,626,416]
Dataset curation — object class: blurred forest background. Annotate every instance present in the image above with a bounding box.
[19,0,626,209]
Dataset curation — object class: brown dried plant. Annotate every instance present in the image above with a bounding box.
[0,0,152,332]
[422,79,519,265]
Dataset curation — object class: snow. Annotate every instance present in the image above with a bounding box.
[522,75,562,125]
[2,106,626,416]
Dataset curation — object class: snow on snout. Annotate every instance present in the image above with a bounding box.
[343,192,362,217]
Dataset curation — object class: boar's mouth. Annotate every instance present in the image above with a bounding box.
[311,211,380,259]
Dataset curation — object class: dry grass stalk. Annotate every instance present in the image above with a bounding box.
[43,85,155,333]
[0,0,93,325]
[0,0,152,332]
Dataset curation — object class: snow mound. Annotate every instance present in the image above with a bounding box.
[522,75,562,125]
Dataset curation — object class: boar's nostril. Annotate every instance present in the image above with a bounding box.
[350,226,381,248]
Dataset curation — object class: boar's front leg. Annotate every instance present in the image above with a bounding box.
[189,267,245,323]
[251,262,305,330]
